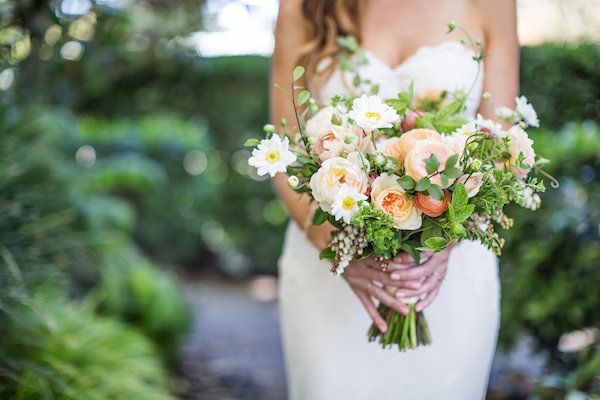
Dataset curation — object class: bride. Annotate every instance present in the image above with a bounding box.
[272,1,518,399]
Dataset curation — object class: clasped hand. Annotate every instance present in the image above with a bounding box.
[342,250,451,333]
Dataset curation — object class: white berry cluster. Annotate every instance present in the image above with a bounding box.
[331,224,367,276]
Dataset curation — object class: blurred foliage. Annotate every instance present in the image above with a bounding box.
[0,105,189,397]
[500,122,600,394]
[521,43,600,129]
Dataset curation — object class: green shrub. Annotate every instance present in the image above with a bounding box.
[0,106,189,396]
[0,292,174,400]
[93,243,192,362]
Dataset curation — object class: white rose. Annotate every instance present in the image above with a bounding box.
[507,125,536,179]
[309,157,369,212]
[455,172,484,198]
[305,106,335,138]
[370,173,422,230]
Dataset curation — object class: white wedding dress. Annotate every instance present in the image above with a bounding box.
[278,41,500,400]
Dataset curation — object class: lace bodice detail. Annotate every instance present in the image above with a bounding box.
[318,41,484,118]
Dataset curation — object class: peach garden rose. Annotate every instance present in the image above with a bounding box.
[370,173,422,229]
[404,139,457,186]
[390,129,442,162]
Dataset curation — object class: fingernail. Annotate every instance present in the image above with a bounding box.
[379,324,387,332]
[391,273,401,280]
[396,291,405,298]
[415,305,422,312]
[411,282,420,289]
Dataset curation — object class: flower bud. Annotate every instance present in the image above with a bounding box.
[471,158,483,170]
[263,124,276,134]
[482,92,492,101]
[287,175,299,188]
[374,154,386,167]
[447,20,457,31]
[343,134,355,145]
[308,137,316,145]
[475,38,483,46]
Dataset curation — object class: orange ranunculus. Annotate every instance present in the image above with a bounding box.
[395,129,442,162]
[413,191,450,217]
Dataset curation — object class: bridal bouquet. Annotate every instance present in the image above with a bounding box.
[244,27,554,351]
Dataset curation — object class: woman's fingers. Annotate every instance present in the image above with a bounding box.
[363,265,421,288]
[389,261,435,281]
[354,289,387,332]
[395,274,439,298]
[415,285,441,311]
[357,279,410,315]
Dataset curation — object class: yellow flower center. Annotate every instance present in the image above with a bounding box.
[332,168,347,183]
[342,196,356,211]
[265,150,280,163]
[365,111,381,121]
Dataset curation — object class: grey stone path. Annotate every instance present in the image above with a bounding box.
[180,276,547,400]
[181,276,286,400]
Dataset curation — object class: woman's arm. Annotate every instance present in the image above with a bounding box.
[271,0,335,250]
[477,0,520,117]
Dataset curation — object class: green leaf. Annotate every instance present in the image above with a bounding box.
[453,203,475,223]
[435,99,464,120]
[352,75,361,88]
[427,184,444,201]
[312,208,328,225]
[397,175,416,190]
[440,173,450,189]
[243,138,260,147]
[420,226,443,247]
[415,177,431,191]
[445,167,463,179]
[424,154,440,175]
[319,247,336,260]
[336,35,359,51]
[293,66,305,81]
[297,90,311,106]
[415,114,436,129]
[424,237,448,251]
[450,222,466,237]
[370,84,380,95]
[451,184,468,209]
[445,154,458,169]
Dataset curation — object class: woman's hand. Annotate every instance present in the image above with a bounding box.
[342,258,417,333]
[388,247,455,312]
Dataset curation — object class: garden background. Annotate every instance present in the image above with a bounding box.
[0,0,599,399]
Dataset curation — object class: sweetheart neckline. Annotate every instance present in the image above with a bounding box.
[363,40,475,72]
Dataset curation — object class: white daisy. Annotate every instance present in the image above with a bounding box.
[331,184,367,224]
[515,96,540,128]
[475,114,506,138]
[348,94,400,131]
[248,135,296,177]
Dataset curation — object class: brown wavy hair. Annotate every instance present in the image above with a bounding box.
[298,0,361,91]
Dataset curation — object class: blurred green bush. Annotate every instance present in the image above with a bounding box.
[0,107,190,398]
[500,122,600,393]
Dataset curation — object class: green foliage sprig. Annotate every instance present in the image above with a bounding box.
[350,203,401,259]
